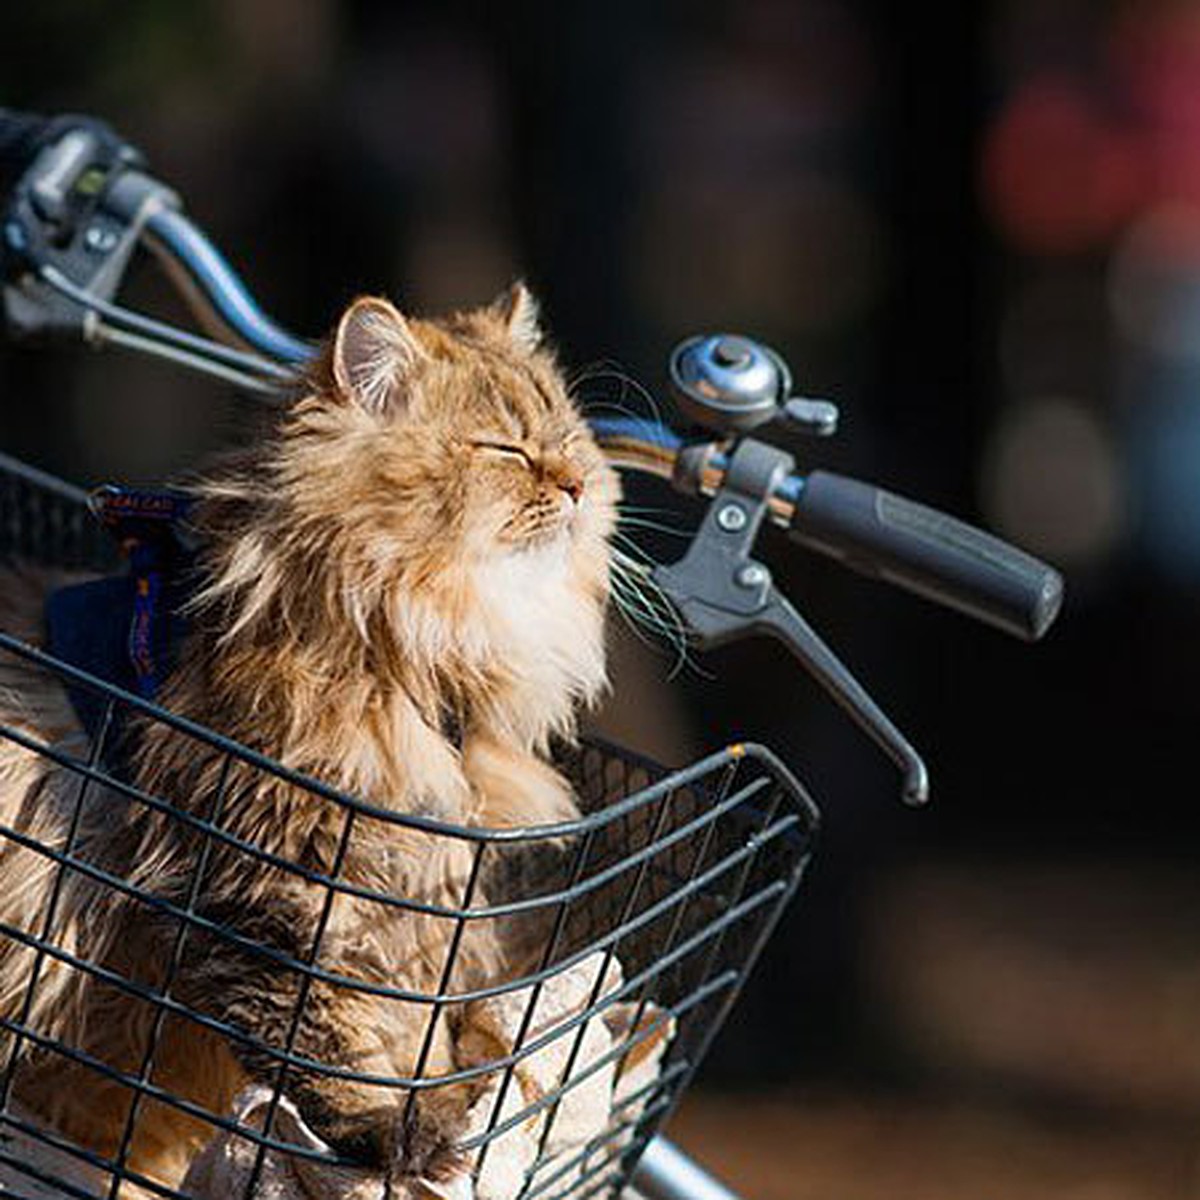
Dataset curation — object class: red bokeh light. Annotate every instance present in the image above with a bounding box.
[981,75,1148,255]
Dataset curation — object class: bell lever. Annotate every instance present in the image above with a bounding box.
[655,438,930,806]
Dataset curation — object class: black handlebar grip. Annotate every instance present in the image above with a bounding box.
[789,471,1064,641]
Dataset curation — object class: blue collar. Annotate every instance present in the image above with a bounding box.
[45,485,194,739]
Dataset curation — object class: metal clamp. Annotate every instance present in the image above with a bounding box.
[2,130,177,341]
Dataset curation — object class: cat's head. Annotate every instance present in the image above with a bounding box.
[213,285,619,720]
[316,284,616,563]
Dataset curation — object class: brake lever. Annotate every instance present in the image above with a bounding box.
[653,437,930,806]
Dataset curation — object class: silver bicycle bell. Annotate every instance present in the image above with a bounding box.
[669,334,839,437]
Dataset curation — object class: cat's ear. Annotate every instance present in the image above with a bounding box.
[493,281,543,353]
[332,296,425,415]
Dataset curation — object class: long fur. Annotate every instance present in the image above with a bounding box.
[0,287,619,1196]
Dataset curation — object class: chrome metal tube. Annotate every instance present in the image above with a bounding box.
[631,1137,743,1200]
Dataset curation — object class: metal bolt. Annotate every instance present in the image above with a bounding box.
[716,503,747,532]
[712,335,753,370]
[736,563,768,589]
[83,225,118,254]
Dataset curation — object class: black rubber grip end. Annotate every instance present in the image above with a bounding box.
[789,471,1065,641]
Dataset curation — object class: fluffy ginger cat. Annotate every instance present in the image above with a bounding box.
[0,284,619,1196]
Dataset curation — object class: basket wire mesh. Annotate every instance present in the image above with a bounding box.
[0,453,818,1200]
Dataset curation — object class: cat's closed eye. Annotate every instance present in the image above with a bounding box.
[471,440,535,466]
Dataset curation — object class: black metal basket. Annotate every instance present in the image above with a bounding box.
[0,453,818,1200]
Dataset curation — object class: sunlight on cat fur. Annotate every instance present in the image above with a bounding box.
[0,284,620,1197]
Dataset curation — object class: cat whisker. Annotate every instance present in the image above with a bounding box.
[612,585,694,682]
[570,361,668,429]
[615,513,690,539]
[617,554,707,681]
[608,580,669,653]
[577,395,668,432]
[610,533,662,578]
[616,501,687,513]
[567,358,647,395]
[611,527,653,556]
[616,501,690,523]
[609,577,685,666]
[608,547,696,678]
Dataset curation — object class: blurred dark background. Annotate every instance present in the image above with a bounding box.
[3,1,1199,1195]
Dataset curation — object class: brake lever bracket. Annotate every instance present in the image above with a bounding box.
[653,438,930,805]
[2,133,176,342]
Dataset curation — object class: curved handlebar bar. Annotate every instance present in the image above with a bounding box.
[144,200,1061,636]
[139,205,315,364]
[121,201,1065,643]
[0,129,1064,644]
[1,144,1065,807]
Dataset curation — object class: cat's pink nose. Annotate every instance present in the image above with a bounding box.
[558,474,584,504]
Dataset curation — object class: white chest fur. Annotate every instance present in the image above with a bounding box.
[474,539,606,727]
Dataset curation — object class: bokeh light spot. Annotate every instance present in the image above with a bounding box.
[981,396,1124,568]
[981,75,1147,255]
[1128,387,1200,586]
[1109,202,1200,362]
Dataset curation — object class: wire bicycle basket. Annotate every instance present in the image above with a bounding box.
[0,453,818,1200]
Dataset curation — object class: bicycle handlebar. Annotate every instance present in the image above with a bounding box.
[585,417,1061,642]
[26,177,1067,643]
[1,136,1065,806]
[138,202,315,364]
[124,209,1052,638]
[789,472,1062,641]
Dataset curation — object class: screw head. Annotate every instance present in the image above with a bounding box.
[83,225,118,254]
[736,563,769,588]
[716,503,747,532]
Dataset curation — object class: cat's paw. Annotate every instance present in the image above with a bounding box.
[462,736,580,830]
[294,1082,473,1184]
